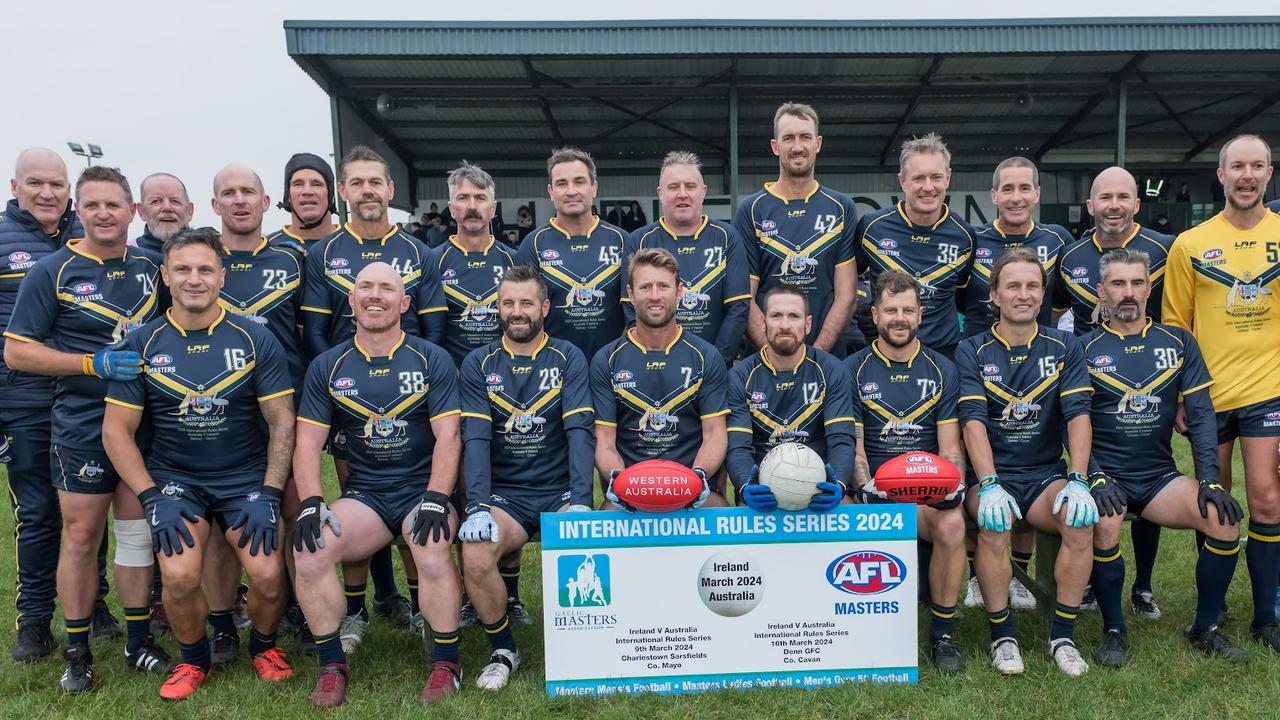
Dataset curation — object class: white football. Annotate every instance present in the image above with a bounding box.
[758,442,826,511]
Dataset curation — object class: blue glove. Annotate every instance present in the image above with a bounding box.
[460,505,499,543]
[689,467,712,510]
[977,476,1022,533]
[139,487,199,556]
[740,466,777,512]
[605,470,634,512]
[1053,475,1099,528]
[808,465,844,512]
[228,486,282,556]
[86,348,145,381]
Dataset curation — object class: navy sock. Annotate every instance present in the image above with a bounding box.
[1012,549,1033,576]
[987,608,1015,642]
[124,606,151,653]
[929,603,957,641]
[431,628,460,665]
[179,635,212,673]
[314,630,347,666]
[208,609,237,637]
[1130,519,1161,594]
[483,614,517,653]
[369,546,398,603]
[1050,603,1079,642]
[407,578,420,616]
[1193,536,1240,633]
[249,627,277,656]
[1246,521,1280,627]
[1091,545,1127,633]
[500,566,521,601]
[344,583,368,621]
[65,616,91,651]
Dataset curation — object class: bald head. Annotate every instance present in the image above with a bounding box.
[351,261,408,333]
[1087,166,1140,242]
[212,164,268,239]
[14,147,66,180]
[212,164,264,195]
[11,147,71,233]
[1090,166,1137,199]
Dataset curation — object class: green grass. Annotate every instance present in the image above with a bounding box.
[2,438,1278,719]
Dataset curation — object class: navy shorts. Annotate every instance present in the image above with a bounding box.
[968,471,1060,518]
[51,443,119,494]
[341,485,424,538]
[151,474,265,530]
[1115,470,1182,517]
[487,488,572,537]
[1216,396,1280,444]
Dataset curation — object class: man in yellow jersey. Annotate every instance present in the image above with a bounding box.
[1163,133,1280,652]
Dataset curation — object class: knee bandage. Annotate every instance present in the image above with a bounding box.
[113,519,154,567]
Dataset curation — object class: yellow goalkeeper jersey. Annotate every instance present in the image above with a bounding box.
[1162,211,1280,412]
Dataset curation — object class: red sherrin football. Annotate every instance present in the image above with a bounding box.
[873,452,961,505]
[612,459,701,512]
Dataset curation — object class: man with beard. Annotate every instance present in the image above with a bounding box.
[844,270,968,673]
[1164,134,1280,653]
[267,153,338,255]
[457,265,594,691]
[292,262,463,708]
[135,173,194,255]
[592,247,729,508]
[1083,248,1246,666]
[725,283,853,514]
[734,103,857,358]
[5,166,172,691]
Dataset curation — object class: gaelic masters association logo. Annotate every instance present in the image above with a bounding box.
[552,554,617,630]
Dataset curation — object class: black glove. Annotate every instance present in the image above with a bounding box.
[1088,472,1128,517]
[228,487,282,556]
[139,487,199,557]
[1198,481,1243,526]
[409,490,452,545]
[291,495,342,553]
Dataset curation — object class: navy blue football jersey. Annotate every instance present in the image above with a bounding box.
[219,238,305,385]
[1054,225,1174,335]
[845,341,960,476]
[5,242,166,446]
[460,335,594,500]
[965,221,1068,335]
[622,217,751,363]
[1081,320,1214,480]
[955,325,1093,478]
[266,224,335,257]
[590,327,728,467]
[857,203,975,350]
[515,218,626,363]
[733,183,857,347]
[726,345,855,488]
[424,237,514,367]
[105,310,293,485]
[297,333,459,494]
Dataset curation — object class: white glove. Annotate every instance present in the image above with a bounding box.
[566,504,592,513]
[977,477,1022,532]
[459,508,499,543]
[1053,476,1099,528]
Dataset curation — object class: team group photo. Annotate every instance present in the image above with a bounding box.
[3,7,1280,718]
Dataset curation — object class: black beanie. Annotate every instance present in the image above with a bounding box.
[277,152,337,226]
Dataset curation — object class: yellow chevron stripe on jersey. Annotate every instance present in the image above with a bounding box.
[218,281,299,317]
[488,385,561,419]
[983,364,1063,406]
[861,392,942,427]
[541,261,620,294]
[616,380,702,417]
[758,228,843,265]
[749,387,825,436]
[147,362,256,403]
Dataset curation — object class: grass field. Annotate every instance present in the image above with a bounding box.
[2,438,1278,719]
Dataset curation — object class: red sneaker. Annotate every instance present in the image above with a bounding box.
[420,661,461,703]
[310,663,349,709]
[251,647,293,682]
[159,663,209,700]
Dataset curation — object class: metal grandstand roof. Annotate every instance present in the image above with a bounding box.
[284,17,1280,200]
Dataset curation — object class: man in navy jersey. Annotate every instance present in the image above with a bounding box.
[844,271,968,673]
[516,147,626,363]
[956,247,1098,677]
[1082,248,1245,665]
[726,282,852,511]
[734,102,857,358]
[101,227,296,700]
[292,262,464,709]
[267,153,338,255]
[458,265,594,691]
[135,173,194,256]
[592,247,728,508]
[5,166,171,691]
[858,133,974,359]
[624,151,750,364]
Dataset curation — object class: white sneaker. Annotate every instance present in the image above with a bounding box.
[475,649,520,690]
[963,577,985,608]
[1009,578,1037,611]
[990,637,1024,675]
[338,614,368,655]
[1049,638,1089,677]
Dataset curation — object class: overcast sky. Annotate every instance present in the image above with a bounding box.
[2,2,1267,236]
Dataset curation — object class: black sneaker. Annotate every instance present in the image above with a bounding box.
[507,597,533,625]
[89,601,121,640]
[60,645,94,693]
[459,600,478,628]
[11,621,55,663]
[929,635,964,673]
[373,594,412,628]
[1251,622,1280,653]
[1079,584,1098,612]
[211,630,240,666]
[1186,625,1247,662]
[1130,589,1162,621]
[125,634,176,674]
[1093,628,1128,667]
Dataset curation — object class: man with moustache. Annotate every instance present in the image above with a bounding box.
[457,265,594,691]
[267,153,338,255]
[135,173,194,255]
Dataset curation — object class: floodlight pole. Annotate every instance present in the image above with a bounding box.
[1115,80,1128,167]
